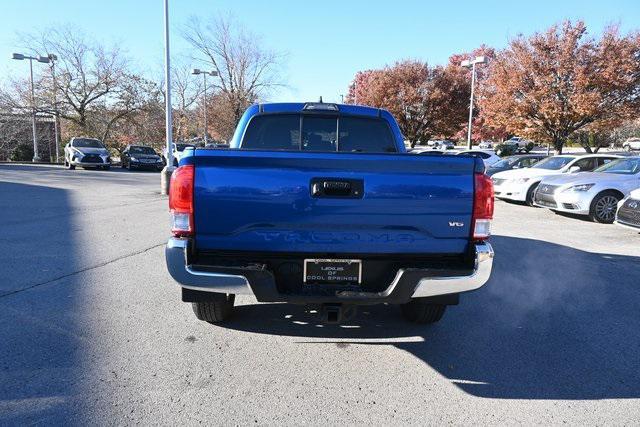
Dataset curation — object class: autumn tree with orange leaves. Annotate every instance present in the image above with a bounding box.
[346,60,469,147]
[481,21,640,153]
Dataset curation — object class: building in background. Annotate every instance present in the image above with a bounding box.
[0,113,56,161]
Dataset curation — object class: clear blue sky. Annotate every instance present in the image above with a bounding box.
[1,0,638,103]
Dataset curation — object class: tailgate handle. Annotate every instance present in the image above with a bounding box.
[311,178,363,199]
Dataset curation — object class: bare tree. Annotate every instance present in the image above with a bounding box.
[182,14,286,140]
[611,119,640,147]
[25,27,125,128]
[89,74,164,150]
[170,63,203,140]
[4,26,158,148]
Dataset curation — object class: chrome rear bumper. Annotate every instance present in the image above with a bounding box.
[411,242,494,297]
[165,238,253,295]
[165,238,494,302]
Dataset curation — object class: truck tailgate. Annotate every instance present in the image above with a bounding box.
[191,150,475,254]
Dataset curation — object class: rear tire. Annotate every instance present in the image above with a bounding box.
[401,299,446,324]
[589,191,621,224]
[192,294,235,323]
[525,182,539,207]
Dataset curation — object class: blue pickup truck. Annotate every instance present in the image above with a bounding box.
[165,102,494,324]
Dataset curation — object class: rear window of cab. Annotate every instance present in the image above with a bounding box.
[241,114,397,153]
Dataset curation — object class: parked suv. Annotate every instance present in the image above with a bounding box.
[64,137,111,170]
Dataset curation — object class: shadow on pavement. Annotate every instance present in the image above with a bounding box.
[223,235,640,400]
[0,181,86,424]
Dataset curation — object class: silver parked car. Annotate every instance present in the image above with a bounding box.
[533,157,640,223]
[615,188,640,231]
[64,137,111,170]
[492,154,621,206]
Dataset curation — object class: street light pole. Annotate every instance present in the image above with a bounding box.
[28,57,39,161]
[48,54,60,163]
[353,82,357,105]
[203,72,208,144]
[466,61,477,150]
[13,53,51,162]
[192,69,218,145]
[161,0,174,195]
[461,56,486,150]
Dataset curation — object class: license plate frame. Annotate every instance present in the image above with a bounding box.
[303,259,362,285]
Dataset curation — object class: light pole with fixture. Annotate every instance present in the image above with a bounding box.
[47,54,61,163]
[353,82,357,105]
[161,0,174,195]
[192,69,218,144]
[12,53,51,162]
[461,56,486,150]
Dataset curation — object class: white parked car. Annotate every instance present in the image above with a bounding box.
[616,188,640,230]
[432,140,455,150]
[505,136,533,149]
[163,142,195,167]
[63,137,111,170]
[533,157,640,223]
[457,149,501,168]
[491,154,621,206]
[622,137,640,152]
[478,141,494,149]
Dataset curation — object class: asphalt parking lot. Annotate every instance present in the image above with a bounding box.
[1,164,639,424]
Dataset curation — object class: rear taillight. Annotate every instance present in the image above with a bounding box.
[169,165,194,237]
[472,173,494,241]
